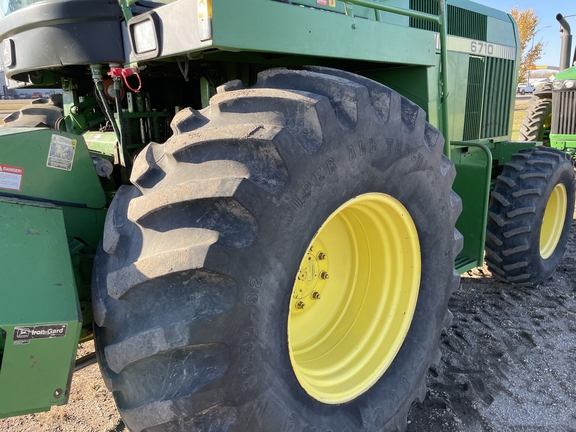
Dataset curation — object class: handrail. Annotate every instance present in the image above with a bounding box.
[337,0,450,158]
[340,0,440,23]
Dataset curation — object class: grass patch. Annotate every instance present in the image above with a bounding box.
[511,98,531,141]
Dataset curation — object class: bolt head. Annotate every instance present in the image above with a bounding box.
[296,301,306,309]
[320,271,329,280]
[312,291,321,300]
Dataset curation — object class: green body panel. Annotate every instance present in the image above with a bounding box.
[0,128,106,208]
[554,66,576,80]
[0,198,82,418]
[83,131,117,161]
[489,140,537,163]
[550,135,576,153]
[451,143,492,273]
[61,206,107,250]
[211,0,437,67]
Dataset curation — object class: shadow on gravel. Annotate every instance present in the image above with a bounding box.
[407,218,576,432]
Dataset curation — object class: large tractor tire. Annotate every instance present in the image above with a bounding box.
[485,147,575,286]
[1,95,63,128]
[518,82,552,145]
[93,67,462,432]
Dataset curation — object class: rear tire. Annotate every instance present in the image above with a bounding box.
[518,82,552,145]
[1,95,63,128]
[485,147,575,286]
[93,67,461,432]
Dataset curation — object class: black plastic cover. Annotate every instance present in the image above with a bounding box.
[0,0,125,80]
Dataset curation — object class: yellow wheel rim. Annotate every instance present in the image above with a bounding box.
[287,193,421,404]
[540,183,567,259]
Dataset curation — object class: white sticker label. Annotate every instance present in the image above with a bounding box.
[0,163,24,190]
[47,134,76,171]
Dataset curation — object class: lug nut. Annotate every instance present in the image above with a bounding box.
[320,271,329,280]
[312,291,321,300]
[296,301,306,309]
[317,252,326,260]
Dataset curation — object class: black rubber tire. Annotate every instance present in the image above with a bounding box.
[485,147,575,286]
[92,67,462,432]
[1,95,63,128]
[518,82,552,145]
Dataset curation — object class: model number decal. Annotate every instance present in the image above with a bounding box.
[470,41,494,55]
[435,34,515,60]
[13,324,68,345]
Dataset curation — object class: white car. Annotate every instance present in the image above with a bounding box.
[517,83,536,95]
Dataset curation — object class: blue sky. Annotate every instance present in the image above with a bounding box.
[475,0,574,68]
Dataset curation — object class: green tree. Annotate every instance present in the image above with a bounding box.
[511,7,545,83]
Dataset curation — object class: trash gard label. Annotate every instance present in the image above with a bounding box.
[13,324,68,345]
[0,163,24,190]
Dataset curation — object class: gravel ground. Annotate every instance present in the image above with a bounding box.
[407,206,576,432]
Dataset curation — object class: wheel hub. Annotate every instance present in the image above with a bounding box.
[287,193,421,404]
[540,183,567,259]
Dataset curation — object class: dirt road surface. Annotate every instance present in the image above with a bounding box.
[406,205,576,432]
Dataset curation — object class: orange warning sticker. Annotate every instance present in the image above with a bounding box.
[0,163,24,191]
[329,0,336,6]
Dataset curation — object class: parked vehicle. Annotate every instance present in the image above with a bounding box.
[0,0,574,431]
[517,82,536,94]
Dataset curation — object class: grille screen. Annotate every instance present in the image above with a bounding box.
[480,57,514,138]
[409,0,487,41]
[552,90,576,134]
[462,56,485,140]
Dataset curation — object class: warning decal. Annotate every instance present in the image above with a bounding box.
[47,134,76,171]
[0,163,24,191]
[13,324,68,345]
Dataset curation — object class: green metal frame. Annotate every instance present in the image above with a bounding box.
[0,197,82,418]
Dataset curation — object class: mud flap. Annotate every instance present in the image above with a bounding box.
[0,197,82,418]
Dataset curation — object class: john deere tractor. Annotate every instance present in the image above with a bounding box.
[520,12,576,155]
[0,1,574,431]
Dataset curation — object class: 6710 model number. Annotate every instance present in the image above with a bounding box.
[470,41,494,55]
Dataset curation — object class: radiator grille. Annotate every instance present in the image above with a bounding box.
[409,0,487,41]
[462,56,485,140]
[409,0,439,32]
[551,90,576,134]
[448,6,487,40]
[480,57,514,138]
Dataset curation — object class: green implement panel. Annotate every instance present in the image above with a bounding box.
[0,128,105,208]
[0,197,81,418]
